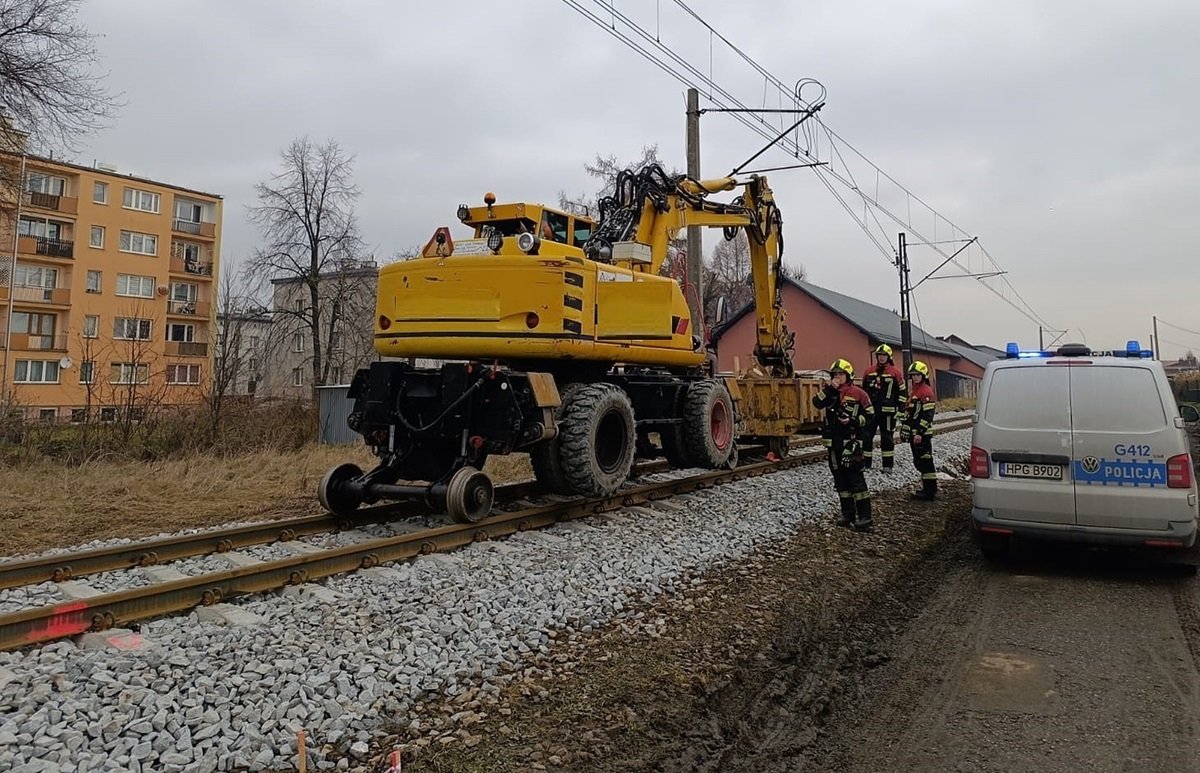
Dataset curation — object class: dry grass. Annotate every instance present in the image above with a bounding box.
[940,396,977,412]
[0,446,540,558]
[0,444,376,557]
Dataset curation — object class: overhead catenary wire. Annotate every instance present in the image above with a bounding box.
[1157,318,1200,338]
[560,0,1058,333]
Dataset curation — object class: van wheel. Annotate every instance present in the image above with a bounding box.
[978,532,1010,562]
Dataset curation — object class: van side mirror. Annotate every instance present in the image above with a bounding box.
[1181,404,1200,423]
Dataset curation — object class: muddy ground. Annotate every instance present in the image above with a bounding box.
[386,477,1200,773]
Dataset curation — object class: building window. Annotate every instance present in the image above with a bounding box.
[169,282,198,302]
[79,360,95,384]
[167,364,201,384]
[86,270,102,294]
[99,407,117,422]
[119,231,157,256]
[113,317,152,341]
[14,264,57,289]
[93,181,108,204]
[166,323,195,342]
[292,332,305,353]
[174,200,203,224]
[70,408,88,423]
[38,408,57,424]
[18,217,63,239]
[89,225,105,249]
[116,273,156,298]
[122,187,161,213]
[110,363,149,384]
[83,315,99,338]
[26,172,66,196]
[14,360,60,383]
[12,311,55,336]
[292,368,303,387]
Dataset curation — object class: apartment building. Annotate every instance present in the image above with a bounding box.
[269,262,378,397]
[0,153,222,422]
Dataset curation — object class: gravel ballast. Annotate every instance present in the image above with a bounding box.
[0,427,973,772]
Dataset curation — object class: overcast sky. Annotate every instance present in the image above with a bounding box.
[69,0,1200,358]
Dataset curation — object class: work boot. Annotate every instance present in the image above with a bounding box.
[837,498,855,527]
[910,481,937,501]
[854,499,873,531]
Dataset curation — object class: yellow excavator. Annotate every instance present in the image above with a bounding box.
[318,165,811,522]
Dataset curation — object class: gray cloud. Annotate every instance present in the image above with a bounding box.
[70,0,1200,357]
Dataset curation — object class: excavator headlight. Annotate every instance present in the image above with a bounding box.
[517,232,540,255]
[456,204,470,222]
[486,230,504,253]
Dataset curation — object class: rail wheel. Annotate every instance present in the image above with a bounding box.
[683,379,736,468]
[318,463,364,516]
[531,383,583,494]
[445,466,494,523]
[766,437,789,459]
[559,383,636,497]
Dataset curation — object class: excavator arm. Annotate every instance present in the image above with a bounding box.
[584,165,795,376]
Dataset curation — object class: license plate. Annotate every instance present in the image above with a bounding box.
[999,462,1063,480]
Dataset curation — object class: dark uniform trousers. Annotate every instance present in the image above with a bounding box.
[863,408,898,469]
[828,438,870,521]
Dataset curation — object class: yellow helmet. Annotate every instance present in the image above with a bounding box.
[829,358,854,378]
[908,360,930,378]
[874,344,893,357]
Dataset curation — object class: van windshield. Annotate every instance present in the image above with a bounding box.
[984,367,1070,430]
[1071,366,1166,432]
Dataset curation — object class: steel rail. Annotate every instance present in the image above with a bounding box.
[0,419,974,651]
[0,420,964,591]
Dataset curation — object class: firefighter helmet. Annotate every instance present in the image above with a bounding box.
[908,360,930,378]
[874,344,893,357]
[830,358,855,379]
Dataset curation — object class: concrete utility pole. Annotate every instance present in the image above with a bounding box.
[685,88,704,340]
[897,232,913,373]
[1153,315,1160,360]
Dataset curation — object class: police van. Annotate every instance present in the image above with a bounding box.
[970,341,1199,558]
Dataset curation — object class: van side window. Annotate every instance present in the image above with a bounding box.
[1071,367,1166,432]
[983,368,1070,430]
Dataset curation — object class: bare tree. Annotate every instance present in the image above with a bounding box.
[246,137,363,400]
[0,0,118,152]
[704,231,807,327]
[558,145,672,219]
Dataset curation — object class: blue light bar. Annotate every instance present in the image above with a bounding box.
[1126,340,1140,355]
[1141,349,1153,358]
[1005,342,1020,358]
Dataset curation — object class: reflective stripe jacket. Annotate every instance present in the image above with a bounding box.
[813,383,874,445]
[862,363,907,411]
[903,381,936,435]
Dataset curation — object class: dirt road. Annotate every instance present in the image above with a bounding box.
[740,528,1200,773]
[394,483,1200,773]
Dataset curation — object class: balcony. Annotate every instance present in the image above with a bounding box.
[172,219,216,239]
[167,299,211,317]
[17,235,74,260]
[165,341,209,357]
[169,255,214,279]
[1,332,68,352]
[11,286,70,305]
[24,191,78,215]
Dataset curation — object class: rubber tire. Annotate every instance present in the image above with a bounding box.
[683,380,736,468]
[530,383,583,494]
[558,383,636,497]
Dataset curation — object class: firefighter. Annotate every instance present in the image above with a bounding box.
[860,344,907,471]
[813,358,875,530]
[900,360,938,500]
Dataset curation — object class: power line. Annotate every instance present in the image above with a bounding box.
[560,0,1058,332]
[1157,318,1200,338]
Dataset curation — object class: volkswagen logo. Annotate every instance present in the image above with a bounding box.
[1081,456,1101,473]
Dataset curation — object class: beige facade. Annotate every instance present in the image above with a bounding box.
[0,153,222,422]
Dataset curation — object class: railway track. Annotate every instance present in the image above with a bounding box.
[0,417,974,651]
